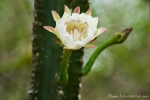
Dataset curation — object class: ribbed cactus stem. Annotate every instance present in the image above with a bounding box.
[28,0,62,100]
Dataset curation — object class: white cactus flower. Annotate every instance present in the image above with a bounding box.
[44,5,107,50]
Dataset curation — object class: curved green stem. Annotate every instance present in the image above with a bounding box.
[82,27,132,76]
[82,37,116,76]
[59,49,72,84]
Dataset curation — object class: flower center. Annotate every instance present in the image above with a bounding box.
[65,20,88,42]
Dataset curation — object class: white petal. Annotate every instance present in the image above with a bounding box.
[79,13,87,22]
[79,13,92,23]
[85,16,98,30]
[64,5,71,15]
[62,34,74,49]
[82,28,95,46]
[70,13,80,21]
[91,17,98,29]
[57,24,67,42]
[78,14,98,30]
[94,27,108,37]
[74,41,83,49]
[61,12,70,22]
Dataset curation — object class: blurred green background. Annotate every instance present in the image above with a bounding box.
[0,0,150,100]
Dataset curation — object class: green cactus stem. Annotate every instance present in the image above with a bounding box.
[28,0,62,100]
[82,28,133,76]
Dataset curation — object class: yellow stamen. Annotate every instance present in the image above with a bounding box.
[65,20,88,41]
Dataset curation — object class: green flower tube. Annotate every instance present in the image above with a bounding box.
[59,49,72,84]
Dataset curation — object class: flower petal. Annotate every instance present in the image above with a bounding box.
[74,6,80,13]
[90,17,98,29]
[52,10,60,21]
[70,13,80,21]
[57,24,67,41]
[53,38,63,45]
[86,9,91,15]
[78,13,87,22]
[74,41,83,49]
[95,27,108,37]
[61,12,69,22]
[82,28,95,46]
[90,37,97,42]
[62,34,74,49]
[43,26,57,34]
[84,44,95,48]
[64,5,71,15]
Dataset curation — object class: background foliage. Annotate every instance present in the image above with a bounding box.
[0,0,150,100]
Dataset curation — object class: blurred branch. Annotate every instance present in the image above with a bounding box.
[143,0,150,7]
